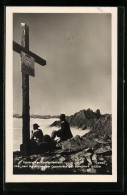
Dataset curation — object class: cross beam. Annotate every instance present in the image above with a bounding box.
[13,41,46,66]
[13,23,46,155]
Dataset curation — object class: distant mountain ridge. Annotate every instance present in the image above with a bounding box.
[13,114,59,119]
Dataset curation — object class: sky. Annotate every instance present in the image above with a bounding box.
[13,13,111,115]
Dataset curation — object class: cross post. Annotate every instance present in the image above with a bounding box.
[13,23,46,155]
[20,23,30,155]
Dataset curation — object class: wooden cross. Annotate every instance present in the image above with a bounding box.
[13,23,46,155]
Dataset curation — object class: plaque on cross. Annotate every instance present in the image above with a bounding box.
[13,23,46,155]
[20,51,35,77]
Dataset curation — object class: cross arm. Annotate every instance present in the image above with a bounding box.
[13,41,46,66]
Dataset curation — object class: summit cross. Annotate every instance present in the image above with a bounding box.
[13,23,46,155]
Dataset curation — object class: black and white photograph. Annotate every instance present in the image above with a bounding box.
[5,7,117,183]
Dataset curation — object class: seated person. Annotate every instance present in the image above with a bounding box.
[51,114,73,142]
[30,123,44,153]
[31,123,43,143]
[30,123,55,153]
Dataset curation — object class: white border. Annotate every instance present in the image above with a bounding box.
[5,7,117,183]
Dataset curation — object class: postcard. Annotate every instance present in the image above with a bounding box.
[5,6,117,183]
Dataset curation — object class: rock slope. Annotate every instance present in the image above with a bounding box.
[13,133,112,174]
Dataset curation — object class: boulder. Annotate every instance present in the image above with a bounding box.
[41,156,52,162]
[59,156,66,162]
[35,156,42,162]
[98,155,105,161]
[75,157,85,166]
[18,159,24,167]
[61,135,85,152]
[55,154,61,158]
[87,167,96,174]
[86,156,92,165]
[94,146,111,154]
[105,145,111,150]
[83,152,92,157]
[91,154,97,164]
[83,148,91,153]
[70,151,83,161]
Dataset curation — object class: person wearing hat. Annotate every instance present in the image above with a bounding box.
[51,114,73,142]
[31,123,43,144]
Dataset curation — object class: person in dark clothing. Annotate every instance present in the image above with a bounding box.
[51,114,73,142]
[30,123,44,153]
[31,123,43,143]
[30,123,55,153]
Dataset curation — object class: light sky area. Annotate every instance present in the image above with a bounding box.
[13,13,111,115]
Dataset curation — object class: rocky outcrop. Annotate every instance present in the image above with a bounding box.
[13,133,112,174]
[92,114,112,138]
[50,109,112,135]
[50,120,60,127]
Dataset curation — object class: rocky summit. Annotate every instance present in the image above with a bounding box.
[13,109,112,174]
[13,130,112,174]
